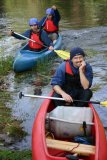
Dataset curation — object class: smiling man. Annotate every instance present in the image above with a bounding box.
[51,47,93,107]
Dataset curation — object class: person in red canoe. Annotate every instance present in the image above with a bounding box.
[39,5,61,43]
[8,18,54,52]
[51,47,93,107]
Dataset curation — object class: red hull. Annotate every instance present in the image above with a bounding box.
[32,92,107,160]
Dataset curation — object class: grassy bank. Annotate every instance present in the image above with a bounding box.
[0,90,28,145]
[0,55,33,160]
[0,150,32,160]
[0,56,13,75]
[0,56,28,152]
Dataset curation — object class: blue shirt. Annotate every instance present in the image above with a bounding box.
[51,60,93,88]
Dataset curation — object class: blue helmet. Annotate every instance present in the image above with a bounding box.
[29,18,39,26]
[46,8,54,15]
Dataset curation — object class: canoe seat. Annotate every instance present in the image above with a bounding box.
[46,138,95,156]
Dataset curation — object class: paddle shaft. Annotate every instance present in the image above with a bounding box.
[41,16,47,27]
[19,92,100,105]
[14,32,48,48]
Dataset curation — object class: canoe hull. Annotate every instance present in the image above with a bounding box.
[13,34,62,73]
[32,92,107,160]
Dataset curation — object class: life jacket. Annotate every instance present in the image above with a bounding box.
[62,61,82,93]
[29,31,44,49]
[44,19,58,33]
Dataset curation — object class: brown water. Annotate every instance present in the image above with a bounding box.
[0,0,107,149]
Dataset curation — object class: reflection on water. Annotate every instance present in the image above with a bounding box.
[0,0,107,33]
[0,0,107,149]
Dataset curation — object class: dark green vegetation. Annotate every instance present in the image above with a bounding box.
[0,56,27,143]
[0,56,13,75]
[0,57,27,150]
[0,150,31,160]
[0,90,27,145]
[0,56,30,159]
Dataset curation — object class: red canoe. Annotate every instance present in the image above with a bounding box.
[32,92,107,160]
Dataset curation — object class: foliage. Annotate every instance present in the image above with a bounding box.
[0,56,13,75]
[0,150,31,160]
[3,120,28,140]
[0,91,27,141]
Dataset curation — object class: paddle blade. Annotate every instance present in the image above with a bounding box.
[54,50,70,60]
[100,101,107,107]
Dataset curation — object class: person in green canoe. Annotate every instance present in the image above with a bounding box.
[8,18,54,52]
[51,47,93,107]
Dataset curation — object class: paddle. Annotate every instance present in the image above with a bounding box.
[14,32,47,48]
[41,16,48,28]
[14,32,70,59]
[55,50,70,60]
[19,92,107,107]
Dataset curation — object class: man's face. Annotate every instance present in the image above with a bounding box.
[71,55,85,68]
[30,24,38,32]
[47,14,52,20]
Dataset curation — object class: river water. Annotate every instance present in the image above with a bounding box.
[0,0,107,149]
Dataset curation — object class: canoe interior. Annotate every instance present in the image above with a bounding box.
[45,101,95,160]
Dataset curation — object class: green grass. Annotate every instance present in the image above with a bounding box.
[0,56,13,75]
[0,150,32,160]
[0,91,27,141]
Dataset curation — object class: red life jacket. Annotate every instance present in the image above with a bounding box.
[29,32,44,49]
[66,61,74,75]
[44,19,58,33]
[62,61,82,92]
